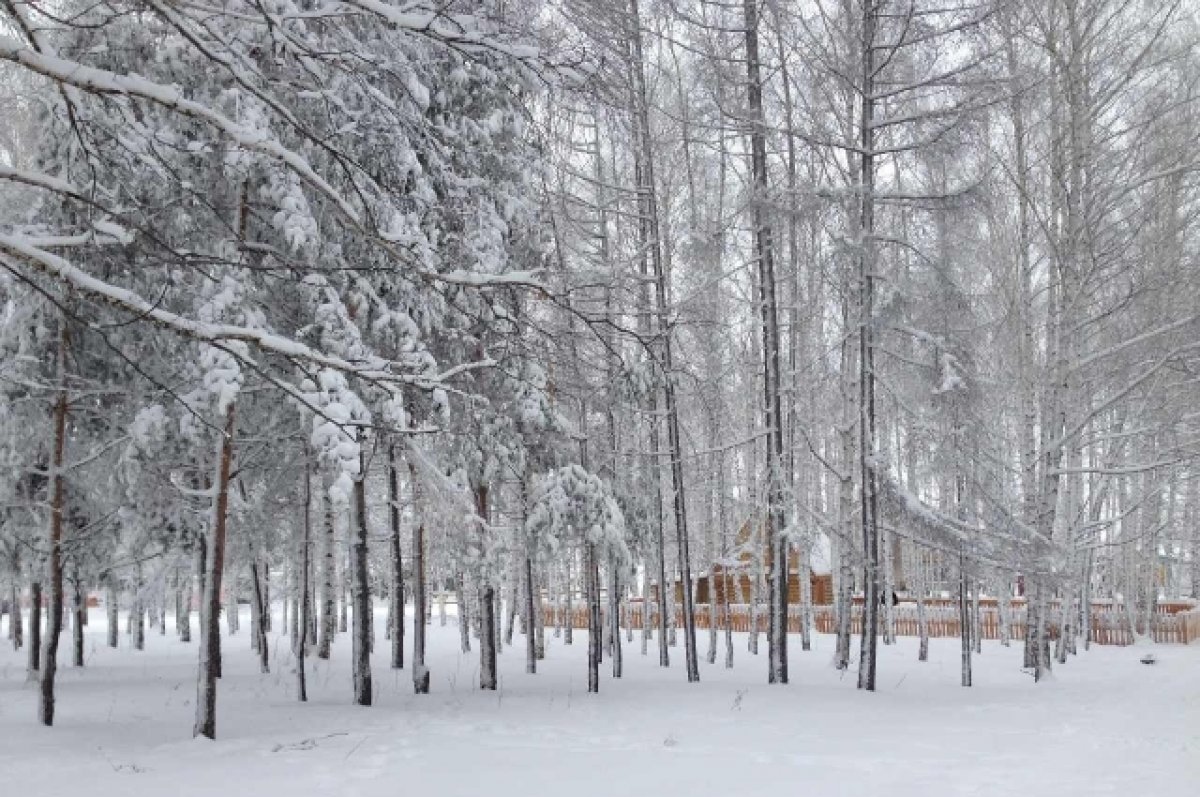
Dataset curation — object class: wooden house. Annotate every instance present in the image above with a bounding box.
[652,516,834,607]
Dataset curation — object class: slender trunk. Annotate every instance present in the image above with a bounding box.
[409,456,430,693]
[587,545,601,693]
[959,545,972,687]
[317,485,336,660]
[28,580,42,675]
[524,554,537,675]
[609,563,623,678]
[387,443,405,669]
[178,569,192,643]
[914,550,930,661]
[351,450,373,706]
[249,560,269,673]
[193,532,206,650]
[834,540,853,671]
[563,558,573,646]
[225,567,238,637]
[10,582,23,650]
[194,401,236,740]
[105,583,117,649]
[477,485,497,691]
[533,571,545,660]
[38,313,69,725]
[627,0,673,673]
[71,573,84,667]
[520,470,536,675]
[133,577,145,651]
[456,571,471,653]
[297,442,312,702]
[742,0,788,688]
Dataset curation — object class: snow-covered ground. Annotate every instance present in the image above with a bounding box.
[1,608,1197,797]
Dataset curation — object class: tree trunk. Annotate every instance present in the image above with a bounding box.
[11,582,24,650]
[586,546,601,693]
[387,443,405,670]
[609,563,623,678]
[249,560,269,673]
[742,0,788,688]
[38,314,69,725]
[71,573,84,667]
[456,571,471,653]
[855,0,883,694]
[477,485,497,691]
[562,558,573,646]
[194,401,236,740]
[408,456,430,694]
[28,580,42,675]
[915,551,930,662]
[297,441,312,702]
[192,533,206,650]
[351,450,373,706]
[834,540,853,671]
[105,583,117,648]
[317,485,336,660]
[959,545,972,687]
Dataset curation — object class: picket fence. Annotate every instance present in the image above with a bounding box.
[542,601,1200,646]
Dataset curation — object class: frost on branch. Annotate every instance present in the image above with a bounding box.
[526,464,630,566]
[301,368,371,504]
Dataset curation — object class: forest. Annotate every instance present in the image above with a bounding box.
[1,1,1198,793]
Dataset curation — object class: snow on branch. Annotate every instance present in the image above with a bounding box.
[874,466,1062,571]
[0,232,475,393]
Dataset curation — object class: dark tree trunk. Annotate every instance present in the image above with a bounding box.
[586,546,601,693]
[609,564,623,678]
[106,583,118,648]
[71,573,84,667]
[477,486,497,691]
[193,402,236,740]
[856,0,882,694]
[10,583,23,650]
[351,453,373,706]
[250,560,269,673]
[28,580,42,674]
[39,317,69,725]
[741,0,788,687]
[408,455,429,693]
[317,486,336,660]
[959,545,972,687]
[524,553,537,675]
[297,441,312,702]
[387,443,405,670]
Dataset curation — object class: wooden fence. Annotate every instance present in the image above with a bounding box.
[543,601,1200,646]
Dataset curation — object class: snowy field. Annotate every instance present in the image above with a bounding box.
[1,608,1197,797]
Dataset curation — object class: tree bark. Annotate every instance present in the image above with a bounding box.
[409,456,430,694]
[297,441,312,702]
[38,312,69,725]
[742,0,788,689]
[477,485,497,691]
[586,545,601,693]
[71,572,84,667]
[193,401,236,740]
[28,580,41,675]
[317,485,336,659]
[105,582,117,649]
[856,0,882,693]
[11,582,24,650]
[351,448,373,706]
[249,560,269,673]
[387,443,405,670]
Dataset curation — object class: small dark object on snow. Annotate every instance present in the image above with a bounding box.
[1139,653,1157,665]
